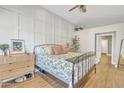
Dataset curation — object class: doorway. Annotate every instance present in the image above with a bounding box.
[95,32,116,66]
[101,36,112,56]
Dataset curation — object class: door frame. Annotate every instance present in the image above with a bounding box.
[95,31,116,65]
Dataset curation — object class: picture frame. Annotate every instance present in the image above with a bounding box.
[11,39,25,54]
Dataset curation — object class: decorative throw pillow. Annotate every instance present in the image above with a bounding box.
[52,45,63,55]
[61,46,70,54]
[47,46,54,55]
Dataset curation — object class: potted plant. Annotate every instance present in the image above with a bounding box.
[0,44,9,56]
[71,36,80,52]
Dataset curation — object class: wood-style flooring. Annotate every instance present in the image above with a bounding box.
[5,54,124,88]
[84,54,124,88]
[120,57,124,64]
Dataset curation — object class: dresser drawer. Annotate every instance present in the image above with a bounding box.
[0,55,34,64]
[0,65,34,80]
[0,54,35,82]
[0,61,34,72]
[15,55,34,62]
[0,57,16,64]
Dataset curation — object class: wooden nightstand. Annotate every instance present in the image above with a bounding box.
[0,54,35,88]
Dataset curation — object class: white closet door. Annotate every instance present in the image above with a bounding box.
[34,19,45,45]
[45,12,54,44]
[54,16,62,44]
[19,6,34,52]
[68,24,74,44]
[60,20,68,45]
[35,7,46,22]
[0,6,17,44]
[19,15,34,52]
[34,7,46,45]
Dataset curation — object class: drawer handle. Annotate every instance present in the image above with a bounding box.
[9,63,12,65]
[27,66,30,67]
[8,70,12,72]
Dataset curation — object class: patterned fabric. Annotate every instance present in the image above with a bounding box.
[36,52,81,84]
[44,52,81,60]
[35,45,96,85]
[35,46,51,55]
[61,47,70,54]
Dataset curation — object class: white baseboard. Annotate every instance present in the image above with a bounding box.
[95,58,100,64]
[114,64,118,68]
[107,53,111,56]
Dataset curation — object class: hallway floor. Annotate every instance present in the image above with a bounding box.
[84,54,124,88]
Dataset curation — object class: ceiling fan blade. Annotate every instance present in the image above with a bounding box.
[69,5,79,11]
[82,5,86,12]
[79,5,86,12]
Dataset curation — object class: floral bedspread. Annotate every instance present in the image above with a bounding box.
[44,52,81,60]
[36,52,95,85]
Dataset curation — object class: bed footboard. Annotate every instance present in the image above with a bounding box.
[67,51,96,88]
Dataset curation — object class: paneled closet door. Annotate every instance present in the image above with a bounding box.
[34,7,46,46]
[35,7,46,22]
[68,24,74,44]
[19,6,34,53]
[60,20,69,46]
[0,6,18,44]
[34,19,45,45]
[45,12,55,44]
[19,15,34,52]
[54,16,74,46]
[54,16,62,45]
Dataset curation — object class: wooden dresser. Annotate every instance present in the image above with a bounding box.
[0,54,35,88]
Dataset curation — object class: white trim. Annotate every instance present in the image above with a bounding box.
[95,32,116,65]
[114,64,118,68]
[95,57,100,64]
[107,53,111,56]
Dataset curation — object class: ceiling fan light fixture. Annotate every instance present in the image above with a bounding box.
[79,27,84,30]
[74,27,84,31]
[69,5,87,13]
[80,5,86,13]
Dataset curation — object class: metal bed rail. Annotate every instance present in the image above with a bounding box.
[69,51,96,87]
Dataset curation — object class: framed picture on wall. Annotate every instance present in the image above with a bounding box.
[11,39,25,54]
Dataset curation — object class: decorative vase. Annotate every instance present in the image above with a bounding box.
[3,51,7,56]
[3,49,10,56]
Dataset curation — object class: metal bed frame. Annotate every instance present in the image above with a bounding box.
[34,44,96,88]
[67,51,96,87]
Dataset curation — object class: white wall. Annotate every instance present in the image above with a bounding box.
[101,39,108,54]
[108,37,112,55]
[74,23,124,66]
[101,36,112,55]
[0,5,74,54]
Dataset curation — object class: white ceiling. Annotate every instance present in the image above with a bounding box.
[42,5,124,28]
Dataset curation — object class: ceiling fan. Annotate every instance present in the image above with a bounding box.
[69,5,86,13]
[74,27,84,31]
